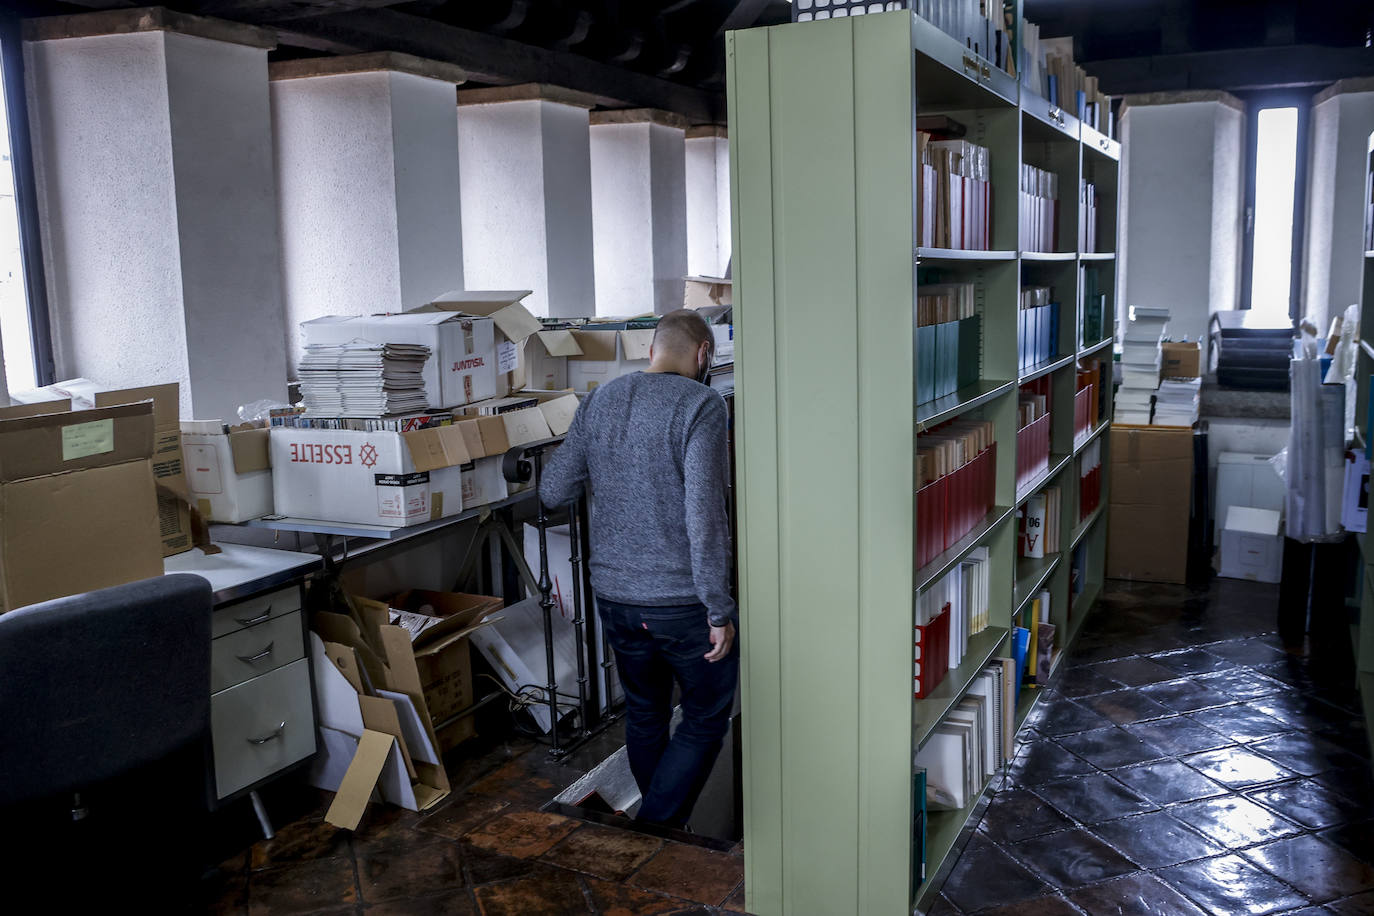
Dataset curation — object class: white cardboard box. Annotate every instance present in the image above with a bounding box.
[181,422,273,523]
[416,290,542,395]
[460,455,508,510]
[1219,506,1283,584]
[301,312,499,409]
[566,328,654,392]
[270,426,469,527]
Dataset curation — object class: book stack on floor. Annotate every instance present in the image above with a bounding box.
[917,133,992,251]
[913,658,1015,812]
[1153,377,1201,427]
[916,281,979,404]
[298,343,432,419]
[1020,165,1060,252]
[914,547,991,699]
[1020,486,1061,558]
[916,419,997,567]
[1018,286,1059,371]
[1115,306,1170,424]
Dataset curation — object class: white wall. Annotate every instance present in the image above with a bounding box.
[25,28,287,420]
[1121,94,1245,344]
[1302,81,1374,330]
[686,132,732,279]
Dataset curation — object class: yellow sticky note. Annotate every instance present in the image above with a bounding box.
[61,419,115,461]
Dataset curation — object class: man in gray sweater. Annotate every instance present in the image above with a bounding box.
[540,309,737,829]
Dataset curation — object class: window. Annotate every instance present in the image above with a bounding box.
[1240,94,1309,322]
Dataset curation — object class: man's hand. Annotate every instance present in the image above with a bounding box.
[704,621,736,662]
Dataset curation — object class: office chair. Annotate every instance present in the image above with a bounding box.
[0,574,213,898]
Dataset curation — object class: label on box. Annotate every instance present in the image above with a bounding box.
[61,419,114,461]
[497,340,519,374]
[375,472,430,519]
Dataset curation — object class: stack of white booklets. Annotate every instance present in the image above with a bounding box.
[1115,306,1170,424]
[1153,376,1201,427]
[298,342,432,417]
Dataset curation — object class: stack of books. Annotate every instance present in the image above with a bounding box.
[1017,589,1057,688]
[918,135,992,251]
[1020,165,1060,252]
[1115,306,1170,424]
[1153,377,1201,427]
[916,282,978,405]
[914,659,1015,811]
[1018,286,1059,371]
[916,419,996,567]
[297,342,432,418]
[1016,379,1051,495]
[1073,361,1104,443]
[914,546,991,699]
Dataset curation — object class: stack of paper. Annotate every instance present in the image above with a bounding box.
[1153,377,1201,427]
[1114,306,1170,424]
[298,343,432,418]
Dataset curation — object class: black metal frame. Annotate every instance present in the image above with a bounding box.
[0,9,56,386]
[1237,89,1310,324]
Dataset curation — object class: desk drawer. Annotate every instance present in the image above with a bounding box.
[212,658,315,799]
[213,586,300,639]
[212,611,305,693]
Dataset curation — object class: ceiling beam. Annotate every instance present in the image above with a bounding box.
[720,0,773,33]
[279,7,722,122]
[1086,44,1374,95]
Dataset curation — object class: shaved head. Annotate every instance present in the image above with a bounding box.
[653,309,714,358]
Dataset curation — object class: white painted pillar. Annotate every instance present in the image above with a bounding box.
[456,84,598,319]
[685,125,731,279]
[271,53,466,373]
[590,109,689,316]
[24,9,287,420]
[1302,78,1374,331]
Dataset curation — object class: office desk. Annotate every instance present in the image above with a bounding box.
[165,544,323,827]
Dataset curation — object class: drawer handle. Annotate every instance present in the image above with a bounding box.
[247,722,286,745]
[234,606,272,627]
[237,642,275,664]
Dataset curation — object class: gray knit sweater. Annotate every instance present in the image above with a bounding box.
[538,372,736,626]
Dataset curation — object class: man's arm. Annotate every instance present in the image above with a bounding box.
[538,392,593,507]
[682,394,737,629]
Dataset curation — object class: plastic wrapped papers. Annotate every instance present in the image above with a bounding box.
[1285,357,1345,541]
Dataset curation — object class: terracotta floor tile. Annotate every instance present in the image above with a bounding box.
[466,755,575,808]
[540,823,663,880]
[363,889,478,916]
[723,880,747,912]
[1329,890,1374,914]
[415,793,511,842]
[472,867,590,916]
[1066,871,1209,915]
[465,811,580,860]
[462,844,540,886]
[357,838,465,902]
[977,894,1084,916]
[1158,853,1308,916]
[629,842,746,907]
[584,877,692,916]
[1242,834,1374,903]
[249,817,351,869]
[246,856,358,916]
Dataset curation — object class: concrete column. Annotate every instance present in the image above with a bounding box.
[271,53,466,374]
[685,125,731,278]
[590,109,689,316]
[24,8,287,420]
[1120,91,1245,344]
[1302,78,1374,331]
[455,84,598,319]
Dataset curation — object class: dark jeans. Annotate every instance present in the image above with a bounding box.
[598,598,739,828]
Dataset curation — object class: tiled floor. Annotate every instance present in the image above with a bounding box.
[200,575,1373,916]
[928,577,1374,916]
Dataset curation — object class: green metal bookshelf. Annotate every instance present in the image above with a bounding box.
[727,11,1118,915]
[1351,128,1374,764]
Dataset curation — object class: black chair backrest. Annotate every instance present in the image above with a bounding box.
[0,574,212,807]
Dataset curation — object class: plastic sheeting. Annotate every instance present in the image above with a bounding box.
[1285,357,1346,542]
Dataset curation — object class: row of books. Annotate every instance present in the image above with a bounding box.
[1079,180,1101,254]
[1043,40,1113,137]
[918,135,993,251]
[1017,286,1060,371]
[914,546,991,698]
[916,420,996,568]
[1020,164,1061,252]
[1015,378,1051,496]
[268,406,453,432]
[1017,589,1057,687]
[1020,486,1062,558]
[1073,360,1104,443]
[915,658,1016,811]
[917,314,980,406]
[1079,437,1102,521]
[1082,267,1108,347]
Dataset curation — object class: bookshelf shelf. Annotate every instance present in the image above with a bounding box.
[1366,251,1374,259]
[1079,337,1114,359]
[1073,419,1109,456]
[918,379,1016,428]
[1015,554,1061,614]
[1070,504,1105,550]
[728,13,1118,912]
[1019,353,1076,384]
[1079,252,1116,261]
[915,505,1015,593]
[917,247,1019,262]
[914,772,1000,915]
[1016,453,1071,507]
[913,626,1012,749]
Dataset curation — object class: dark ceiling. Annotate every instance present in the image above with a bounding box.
[14,1,1374,119]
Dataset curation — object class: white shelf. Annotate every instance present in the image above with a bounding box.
[917,247,1018,262]
[1021,251,1077,262]
[1080,252,1116,261]
[1079,337,1114,359]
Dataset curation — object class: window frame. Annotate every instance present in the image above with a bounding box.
[0,9,55,387]
[1238,89,1310,324]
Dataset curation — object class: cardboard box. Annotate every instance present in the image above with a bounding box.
[8,377,101,409]
[566,327,654,392]
[181,421,273,523]
[1219,506,1282,583]
[1161,341,1202,379]
[685,276,732,310]
[1106,425,1194,584]
[95,384,193,557]
[301,312,499,408]
[525,330,583,391]
[417,290,542,395]
[270,425,471,527]
[388,589,503,732]
[0,401,163,613]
